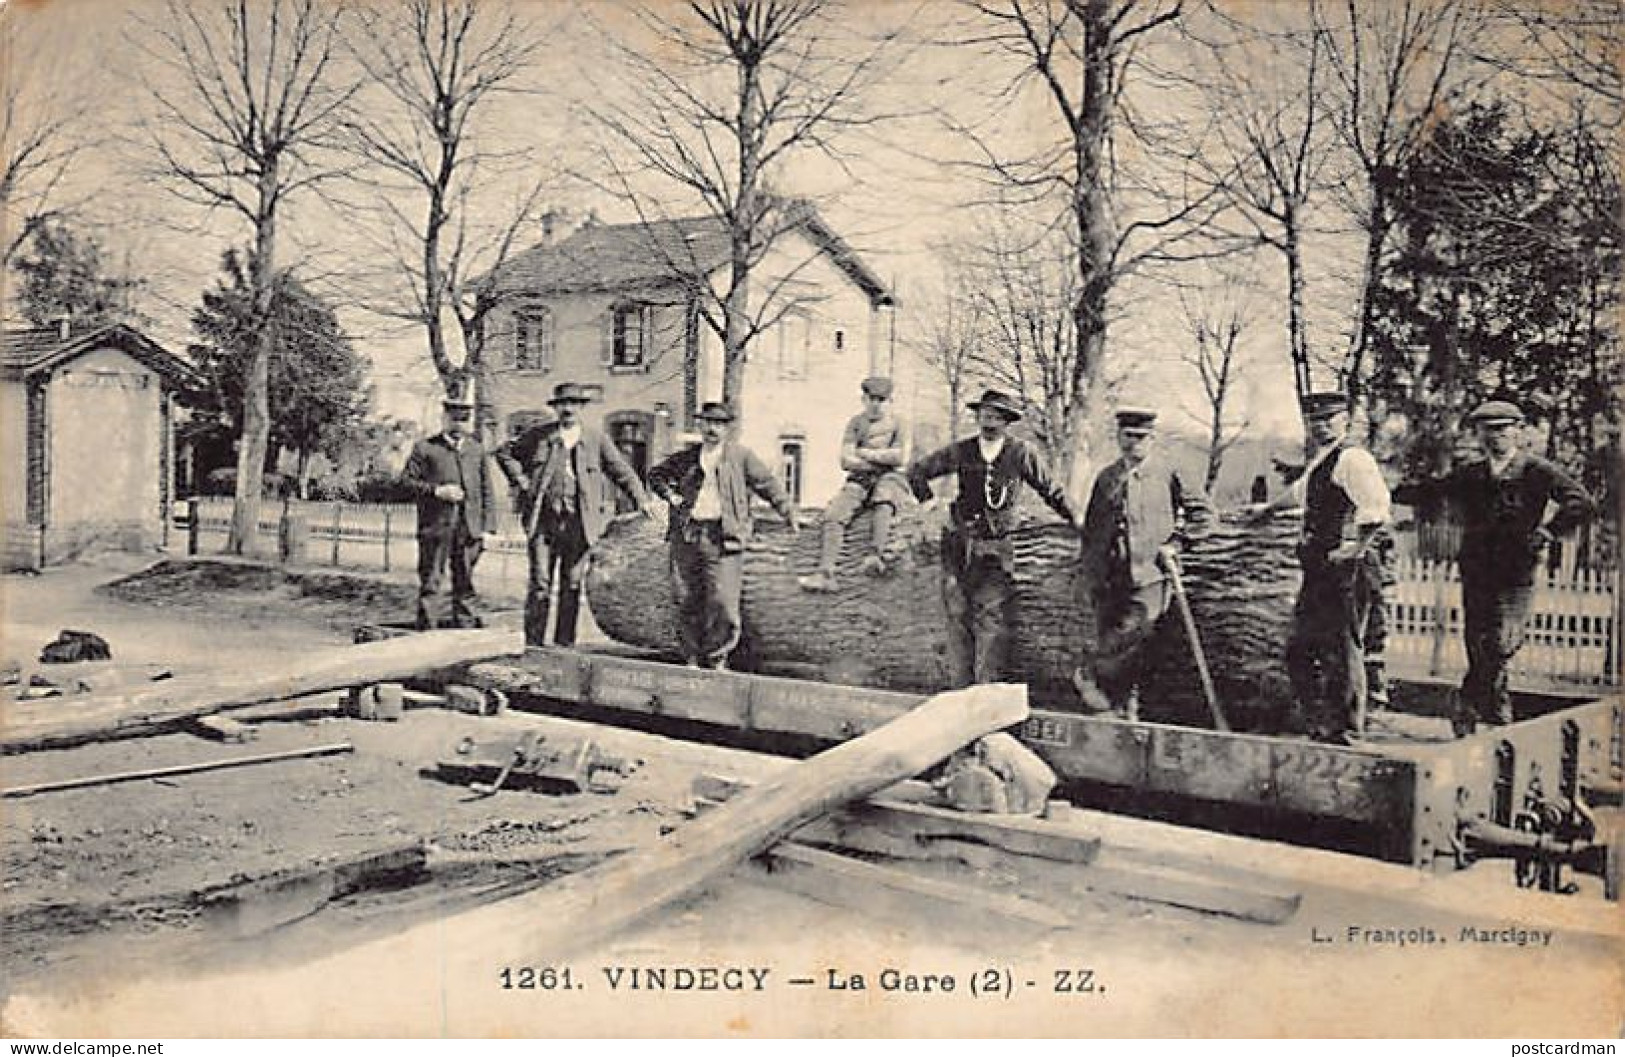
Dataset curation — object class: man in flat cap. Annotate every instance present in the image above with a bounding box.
[799,375,911,592]
[647,401,803,669]
[403,385,497,630]
[1393,398,1595,734]
[495,381,653,649]
[908,388,1083,687]
[1282,391,1393,744]
[1076,407,1212,718]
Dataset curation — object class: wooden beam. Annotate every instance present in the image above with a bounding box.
[758,842,1070,930]
[0,742,355,798]
[1,628,518,753]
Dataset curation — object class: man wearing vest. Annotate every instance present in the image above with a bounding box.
[403,389,497,630]
[495,382,653,649]
[908,388,1083,687]
[1284,391,1392,744]
[1076,408,1212,718]
[1393,398,1595,735]
[647,401,803,669]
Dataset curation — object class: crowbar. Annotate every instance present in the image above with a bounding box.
[1159,547,1230,732]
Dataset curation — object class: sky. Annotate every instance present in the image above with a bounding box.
[4,0,1546,448]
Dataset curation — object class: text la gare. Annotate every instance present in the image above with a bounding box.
[828,968,956,993]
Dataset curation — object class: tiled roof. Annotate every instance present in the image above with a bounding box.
[492,206,894,306]
[0,323,198,385]
[493,216,734,297]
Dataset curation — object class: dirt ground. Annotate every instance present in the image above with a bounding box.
[2,556,1621,1038]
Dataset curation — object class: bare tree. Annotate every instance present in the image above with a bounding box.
[1177,280,1254,490]
[1478,0,1622,119]
[344,0,555,426]
[1183,5,1335,414]
[589,0,902,416]
[137,0,360,554]
[1312,0,1481,407]
[950,0,1230,477]
[908,247,989,437]
[0,11,95,268]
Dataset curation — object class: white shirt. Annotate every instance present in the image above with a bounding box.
[693,443,724,520]
[1287,444,1390,525]
[977,435,1006,464]
[558,424,581,450]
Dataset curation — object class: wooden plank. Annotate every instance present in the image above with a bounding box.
[186,715,258,743]
[758,842,1071,930]
[1,742,355,798]
[264,682,1029,979]
[2,628,518,754]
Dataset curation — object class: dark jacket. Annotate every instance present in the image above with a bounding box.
[402,433,497,539]
[1082,456,1212,587]
[908,435,1077,539]
[496,424,647,544]
[1393,453,1595,584]
[647,440,795,550]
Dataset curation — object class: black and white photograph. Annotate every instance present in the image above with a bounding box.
[0,0,1619,1039]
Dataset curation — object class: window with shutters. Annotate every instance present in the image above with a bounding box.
[513,308,553,372]
[609,303,649,371]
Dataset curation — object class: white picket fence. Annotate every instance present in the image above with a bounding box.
[1387,555,1620,691]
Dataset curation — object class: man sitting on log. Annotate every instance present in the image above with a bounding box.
[647,401,803,670]
[1392,398,1595,736]
[799,375,911,592]
[494,382,653,649]
[1283,391,1392,744]
[1075,408,1212,719]
[908,388,1082,687]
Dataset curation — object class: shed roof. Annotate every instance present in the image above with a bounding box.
[0,323,199,387]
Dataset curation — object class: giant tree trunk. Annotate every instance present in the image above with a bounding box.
[587,507,1304,729]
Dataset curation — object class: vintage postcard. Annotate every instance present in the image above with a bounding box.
[1,0,1620,1039]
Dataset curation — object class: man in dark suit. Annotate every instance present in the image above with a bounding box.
[403,390,497,630]
[907,388,1082,687]
[1393,398,1595,734]
[495,381,654,648]
[647,401,802,669]
[1076,408,1212,718]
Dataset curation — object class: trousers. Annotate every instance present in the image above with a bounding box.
[1285,553,1380,742]
[1460,574,1535,727]
[1090,577,1172,715]
[670,520,743,667]
[942,551,1014,687]
[416,528,483,630]
[524,510,591,648]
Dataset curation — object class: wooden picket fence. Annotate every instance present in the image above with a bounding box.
[174,498,1622,690]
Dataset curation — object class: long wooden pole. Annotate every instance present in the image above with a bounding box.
[1,742,354,798]
[1,628,518,754]
[249,682,1029,1009]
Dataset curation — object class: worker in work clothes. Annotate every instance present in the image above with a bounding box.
[647,401,803,669]
[1283,391,1392,744]
[494,382,653,649]
[403,388,497,630]
[908,388,1082,687]
[1392,398,1595,735]
[799,375,911,592]
[1075,408,1212,718]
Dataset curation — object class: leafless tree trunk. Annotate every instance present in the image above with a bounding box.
[911,250,989,437]
[137,0,359,555]
[589,0,902,420]
[344,0,553,434]
[1313,0,1479,412]
[1178,281,1254,491]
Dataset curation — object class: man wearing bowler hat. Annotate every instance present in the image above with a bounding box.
[403,384,498,630]
[1076,407,1212,718]
[908,388,1082,687]
[1393,398,1594,734]
[647,401,803,669]
[495,381,653,649]
[1283,391,1392,744]
[799,375,912,592]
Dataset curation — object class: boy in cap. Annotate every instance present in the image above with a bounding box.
[495,381,652,649]
[648,401,803,669]
[1075,407,1212,718]
[1282,391,1392,744]
[908,388,1082,687]
[1393,398,1594,734]
[403,386,498,630]
[799,376,911,592]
